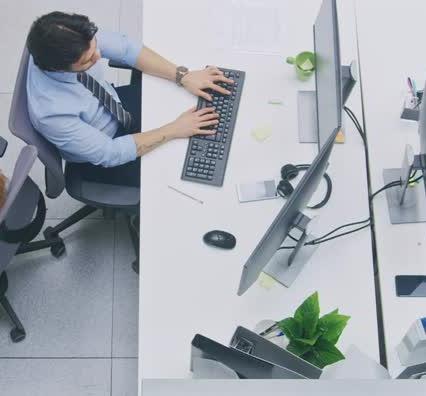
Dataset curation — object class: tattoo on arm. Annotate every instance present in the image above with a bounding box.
[134,132,170,157]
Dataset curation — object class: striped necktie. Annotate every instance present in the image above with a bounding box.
[77,72,133,130]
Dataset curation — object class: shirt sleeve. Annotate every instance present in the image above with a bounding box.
[37,115,137,168]
[96,30,143,67]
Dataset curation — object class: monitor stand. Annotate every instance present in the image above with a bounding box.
[263,212,318,287]
[383,145,426,224]
[298,61,358,144]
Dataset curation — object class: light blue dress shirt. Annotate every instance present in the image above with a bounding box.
[27,30,143,168]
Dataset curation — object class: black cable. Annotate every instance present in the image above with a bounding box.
[310,218,371,243]
[308,223,371,245]
[369,181,402,201]
[344,106,366,144]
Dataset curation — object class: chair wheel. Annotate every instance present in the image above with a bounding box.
[43,226,55,240]
[10,327,26,343]
[132,260,139,274]
[51,241,66,258]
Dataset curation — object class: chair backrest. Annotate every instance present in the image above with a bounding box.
[8,47,65,199]
[0,145,40,272]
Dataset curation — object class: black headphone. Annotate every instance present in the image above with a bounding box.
[277,164,332,209]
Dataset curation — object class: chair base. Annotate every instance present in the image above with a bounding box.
[0,272,26,343]
[42,204,140,273]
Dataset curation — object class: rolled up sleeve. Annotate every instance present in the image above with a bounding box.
[37,115,137,168]
[96,30,143,67]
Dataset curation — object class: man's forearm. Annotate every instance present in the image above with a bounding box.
[132,123,176,156]
[135,46,177,82]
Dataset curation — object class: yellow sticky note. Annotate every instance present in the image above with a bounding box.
[335,129,345,144]
[258,272,277,290]
[251,126,272,142]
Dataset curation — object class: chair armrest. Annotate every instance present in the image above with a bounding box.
[0,136,8,158]
[108,60,133,70]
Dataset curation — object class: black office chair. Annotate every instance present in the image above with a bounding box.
[0,140,61,342]
[8,48,140,273]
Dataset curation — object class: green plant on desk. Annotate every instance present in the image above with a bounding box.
[278,291,350,369]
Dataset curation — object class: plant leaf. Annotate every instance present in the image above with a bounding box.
[318,311,350,345]
[294,292,320,339]
[294,330,323,346]
[278,317,302,340]
[287,340,311,357]
[303,339,345,369]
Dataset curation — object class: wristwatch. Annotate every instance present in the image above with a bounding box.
[176,66,189,86]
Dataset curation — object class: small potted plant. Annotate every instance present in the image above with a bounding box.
[268,291,350,369]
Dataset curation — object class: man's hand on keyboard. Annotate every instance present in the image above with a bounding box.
[170,106,219,138]
[181,66,234,101]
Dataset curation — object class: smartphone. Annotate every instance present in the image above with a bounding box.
[237,180,278,203]
[395,275,426,297]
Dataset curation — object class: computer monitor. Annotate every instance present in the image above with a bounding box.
[230,326,322,379]
[299,0,357,148]
[237,127,339,296]
[382,80,426,224]
[314,0,342,150]
[418,82,426,155]
[191,333,306,379]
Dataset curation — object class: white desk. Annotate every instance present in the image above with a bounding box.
[355,0,426,377]
[139,0,379,391]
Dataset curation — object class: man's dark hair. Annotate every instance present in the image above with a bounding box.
[27,12,98,71]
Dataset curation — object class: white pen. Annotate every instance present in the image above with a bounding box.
[167,185,204,204]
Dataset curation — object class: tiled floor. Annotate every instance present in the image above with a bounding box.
[0,1,142,395]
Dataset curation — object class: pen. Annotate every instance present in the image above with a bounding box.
[408,78,416,98]
[259,322,279,337]
[167,185,204,205]
[265,331,285,340]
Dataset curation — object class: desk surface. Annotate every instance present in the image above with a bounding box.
[139,0,379,386]
[355,0,426,377]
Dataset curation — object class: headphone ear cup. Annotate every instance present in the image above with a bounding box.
[277,180,294,198]
[281,164,299,181]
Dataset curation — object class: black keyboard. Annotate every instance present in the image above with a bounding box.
[181,67,245,186]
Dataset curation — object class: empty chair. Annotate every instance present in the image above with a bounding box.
[0,142,60,342]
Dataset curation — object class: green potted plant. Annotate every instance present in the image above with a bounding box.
[277,291,350,369]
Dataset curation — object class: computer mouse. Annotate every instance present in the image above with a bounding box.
[203,230,236,250]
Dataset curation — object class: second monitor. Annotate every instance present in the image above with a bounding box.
[237,127,339,296]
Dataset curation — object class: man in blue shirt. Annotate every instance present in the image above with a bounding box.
[26,12,234,187]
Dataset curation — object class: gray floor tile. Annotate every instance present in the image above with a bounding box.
[0,358,111,396]
[0,1,120,93]
[112,216,139,358]
[0,219,114,358]
[112,358,138,396]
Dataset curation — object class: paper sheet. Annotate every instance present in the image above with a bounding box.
[232,0,284,55]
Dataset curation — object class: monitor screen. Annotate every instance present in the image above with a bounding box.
[314,0,342,150]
